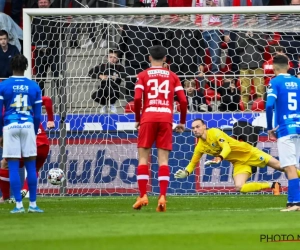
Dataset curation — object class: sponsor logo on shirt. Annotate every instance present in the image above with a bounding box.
[13,85,29,93]
[8,124,32,130]
[147,70,170,76]
[145,107,171,113]
[285,82,298,89]
[288,124,300,128]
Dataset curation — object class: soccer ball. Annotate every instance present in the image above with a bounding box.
[47,168,65,185]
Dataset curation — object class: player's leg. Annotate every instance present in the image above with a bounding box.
[21,144,50,198]
[242,147,282,194]
[3,125,24,213]
[267,155,300,178]
[132,123,156,210]
[233,167,272,193]
[0,160,11,203]
[156,148,170,212]
[276,135,300,211]
[155,122,173,212]
[21,123,43,213]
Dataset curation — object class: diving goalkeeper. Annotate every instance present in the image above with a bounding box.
[175,119,300,194]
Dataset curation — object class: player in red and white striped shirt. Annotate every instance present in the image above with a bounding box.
[133,45,187,212]
[0,96,54,203]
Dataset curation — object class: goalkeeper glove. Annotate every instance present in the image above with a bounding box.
[174,169,189,178]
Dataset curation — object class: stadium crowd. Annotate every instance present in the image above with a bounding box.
[0,0,300,112]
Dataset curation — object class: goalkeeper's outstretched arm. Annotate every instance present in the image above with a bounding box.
[175,147,203,178]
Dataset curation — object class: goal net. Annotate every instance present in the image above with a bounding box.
[19,6,300,196]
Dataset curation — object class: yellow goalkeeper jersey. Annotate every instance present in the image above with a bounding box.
[186,128,255,174]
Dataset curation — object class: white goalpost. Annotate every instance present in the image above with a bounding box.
[21,6,300,196]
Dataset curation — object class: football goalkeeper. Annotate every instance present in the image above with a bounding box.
[175,119,300,194]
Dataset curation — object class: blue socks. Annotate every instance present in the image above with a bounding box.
[288,178,300,204]
[24,160,37,203]
[8,160,21,202]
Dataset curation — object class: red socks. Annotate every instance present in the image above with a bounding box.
[137,165,170,198]
[137,165,149,197]
[158,165,170,197]
[0,169,10,199]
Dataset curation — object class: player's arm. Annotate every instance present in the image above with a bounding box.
[134,74,144,127]
[215,130,232,161]
[0,90,3,139]
[175,145,203,178]
[266,81,277,132]
[42,96,55,128]
[174,75,188,132]
[33,88,42,135]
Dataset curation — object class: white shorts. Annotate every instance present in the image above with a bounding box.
[277,134,300,168]
[2,122,37,158]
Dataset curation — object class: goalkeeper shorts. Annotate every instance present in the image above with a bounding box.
[233,147,272,177]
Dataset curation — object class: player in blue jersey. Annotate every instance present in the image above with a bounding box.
[0,55,43,213]
[266,54,300,212]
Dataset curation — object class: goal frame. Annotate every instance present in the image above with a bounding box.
[22,5,297,78]
[21,6,298,195]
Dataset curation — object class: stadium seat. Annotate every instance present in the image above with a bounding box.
[239,100,245,111]
[251,98,265,112]
[174,101,181,112]
[125,101,135,113]
[203,48,212,72]
[204,88,221,102]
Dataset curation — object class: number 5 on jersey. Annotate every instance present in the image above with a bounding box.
[288,92,297,111]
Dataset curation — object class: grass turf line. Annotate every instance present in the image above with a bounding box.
[0,195,299,250]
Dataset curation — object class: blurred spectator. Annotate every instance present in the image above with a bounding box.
[181,79,212,112]
[263,46,293,86]
[218,75,241,112]
[117,0,127,7]
[134,0,169,7]
[168,0,192,6]
[89,49,124,114]
[0,0,23,26]
[0,12,23,52]
[81,0,108,48]
[0,30,19,79]
[297,54,300,78]
[195,0,224,74]
[0,0,4,12]
[236,16,267,110]
[263,0,288,4]
[32,0,64,96]
[224,0,264,74]
[165,24,206,86]
[279,0,300,70]
[119,2,164,101]
[24,0,38,8]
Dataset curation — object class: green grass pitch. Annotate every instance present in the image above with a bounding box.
[0,195,300,250]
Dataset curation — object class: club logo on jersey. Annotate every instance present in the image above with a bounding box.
[259,156,264,161]
[219,139,225,143]
[13,85,29,93]
[285,82,298,89]
[267,88,273,94]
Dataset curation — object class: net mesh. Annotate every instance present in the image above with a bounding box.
[27,12,299,195]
